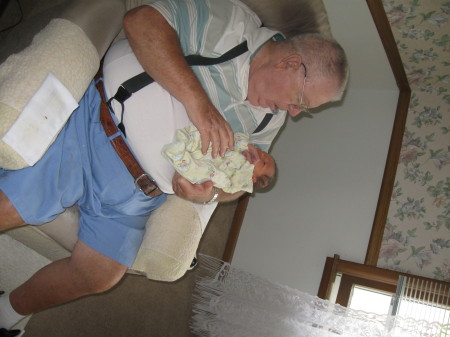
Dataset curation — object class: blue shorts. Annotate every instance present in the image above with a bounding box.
[0,81,166,267]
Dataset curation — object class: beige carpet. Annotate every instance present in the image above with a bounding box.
[2,201,238,337]
[0,234,51,293]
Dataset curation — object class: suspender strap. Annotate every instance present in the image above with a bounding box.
[108,41,248,136]
[111,41,248,106]
[253,113,274,134]
[108,40,273,135]
[184,41,249,66]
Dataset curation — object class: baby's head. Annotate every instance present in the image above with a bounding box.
[241,144,276,190]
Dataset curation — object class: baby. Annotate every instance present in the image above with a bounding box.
[162,125,276,194]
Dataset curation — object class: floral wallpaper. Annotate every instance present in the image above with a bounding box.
[377,0,450,282]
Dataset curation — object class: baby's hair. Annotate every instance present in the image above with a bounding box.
[253,161,277,191]
[254,175,273,190]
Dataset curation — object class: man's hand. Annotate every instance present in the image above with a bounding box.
[172,172,247,204]
[186,100,234,158]
[172,172,215,203]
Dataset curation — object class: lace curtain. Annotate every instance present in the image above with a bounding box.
[190,255,447,337]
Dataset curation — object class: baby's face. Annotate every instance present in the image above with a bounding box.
[242,144,276,181]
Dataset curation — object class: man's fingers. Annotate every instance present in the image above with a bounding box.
[177,175,209,192]
[199,180,213,189]
[227,124,234,150]
[218,130,228,157]
[218,125,234,157]
[196,113,234,157]
[172,177,182,196]
[175,175,215,203]
[172,172,187,196]
[210,136,220,158]
[200,132,211,156]
[200,129,220,158]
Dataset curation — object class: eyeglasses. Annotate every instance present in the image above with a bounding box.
[287,63,310,116]
[297,63,310,114]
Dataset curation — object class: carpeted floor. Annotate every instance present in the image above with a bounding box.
[0,234,51,294]
[0,201,238,337]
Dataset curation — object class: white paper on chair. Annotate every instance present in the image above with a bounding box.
[192,202,218,233]
[2,73,78,166]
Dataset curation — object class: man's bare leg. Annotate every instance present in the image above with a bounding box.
[10,241,127,315]
[0,190,26,231]
[0,190,128,316]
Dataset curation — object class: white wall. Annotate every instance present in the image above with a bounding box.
[232,0,399,295]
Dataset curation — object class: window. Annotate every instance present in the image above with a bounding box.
[319,255,450,337]
[349,285,392,315]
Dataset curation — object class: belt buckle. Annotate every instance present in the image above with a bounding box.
[135,173,158,195]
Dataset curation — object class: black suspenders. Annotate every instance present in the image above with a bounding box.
[107,40,272,136]
[253,113,273,133]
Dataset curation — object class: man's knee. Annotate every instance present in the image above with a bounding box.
[77,264,126,295]
[80,270,126,295]
[0,190,26,231]
[70,241,128,295]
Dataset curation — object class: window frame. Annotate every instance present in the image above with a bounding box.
[318,255,450,309]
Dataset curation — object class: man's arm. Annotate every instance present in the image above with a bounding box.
[123,5,234,157]
[172,172,246,204]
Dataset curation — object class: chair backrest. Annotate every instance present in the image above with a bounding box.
[112,0,332,44]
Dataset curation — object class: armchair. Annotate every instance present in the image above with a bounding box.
[0,0,332,283]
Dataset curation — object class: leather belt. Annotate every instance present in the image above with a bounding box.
[96,80,163,198]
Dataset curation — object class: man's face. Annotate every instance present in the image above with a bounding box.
[247,57,338,117]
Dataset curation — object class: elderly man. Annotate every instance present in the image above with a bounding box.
[0,0,348,333]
